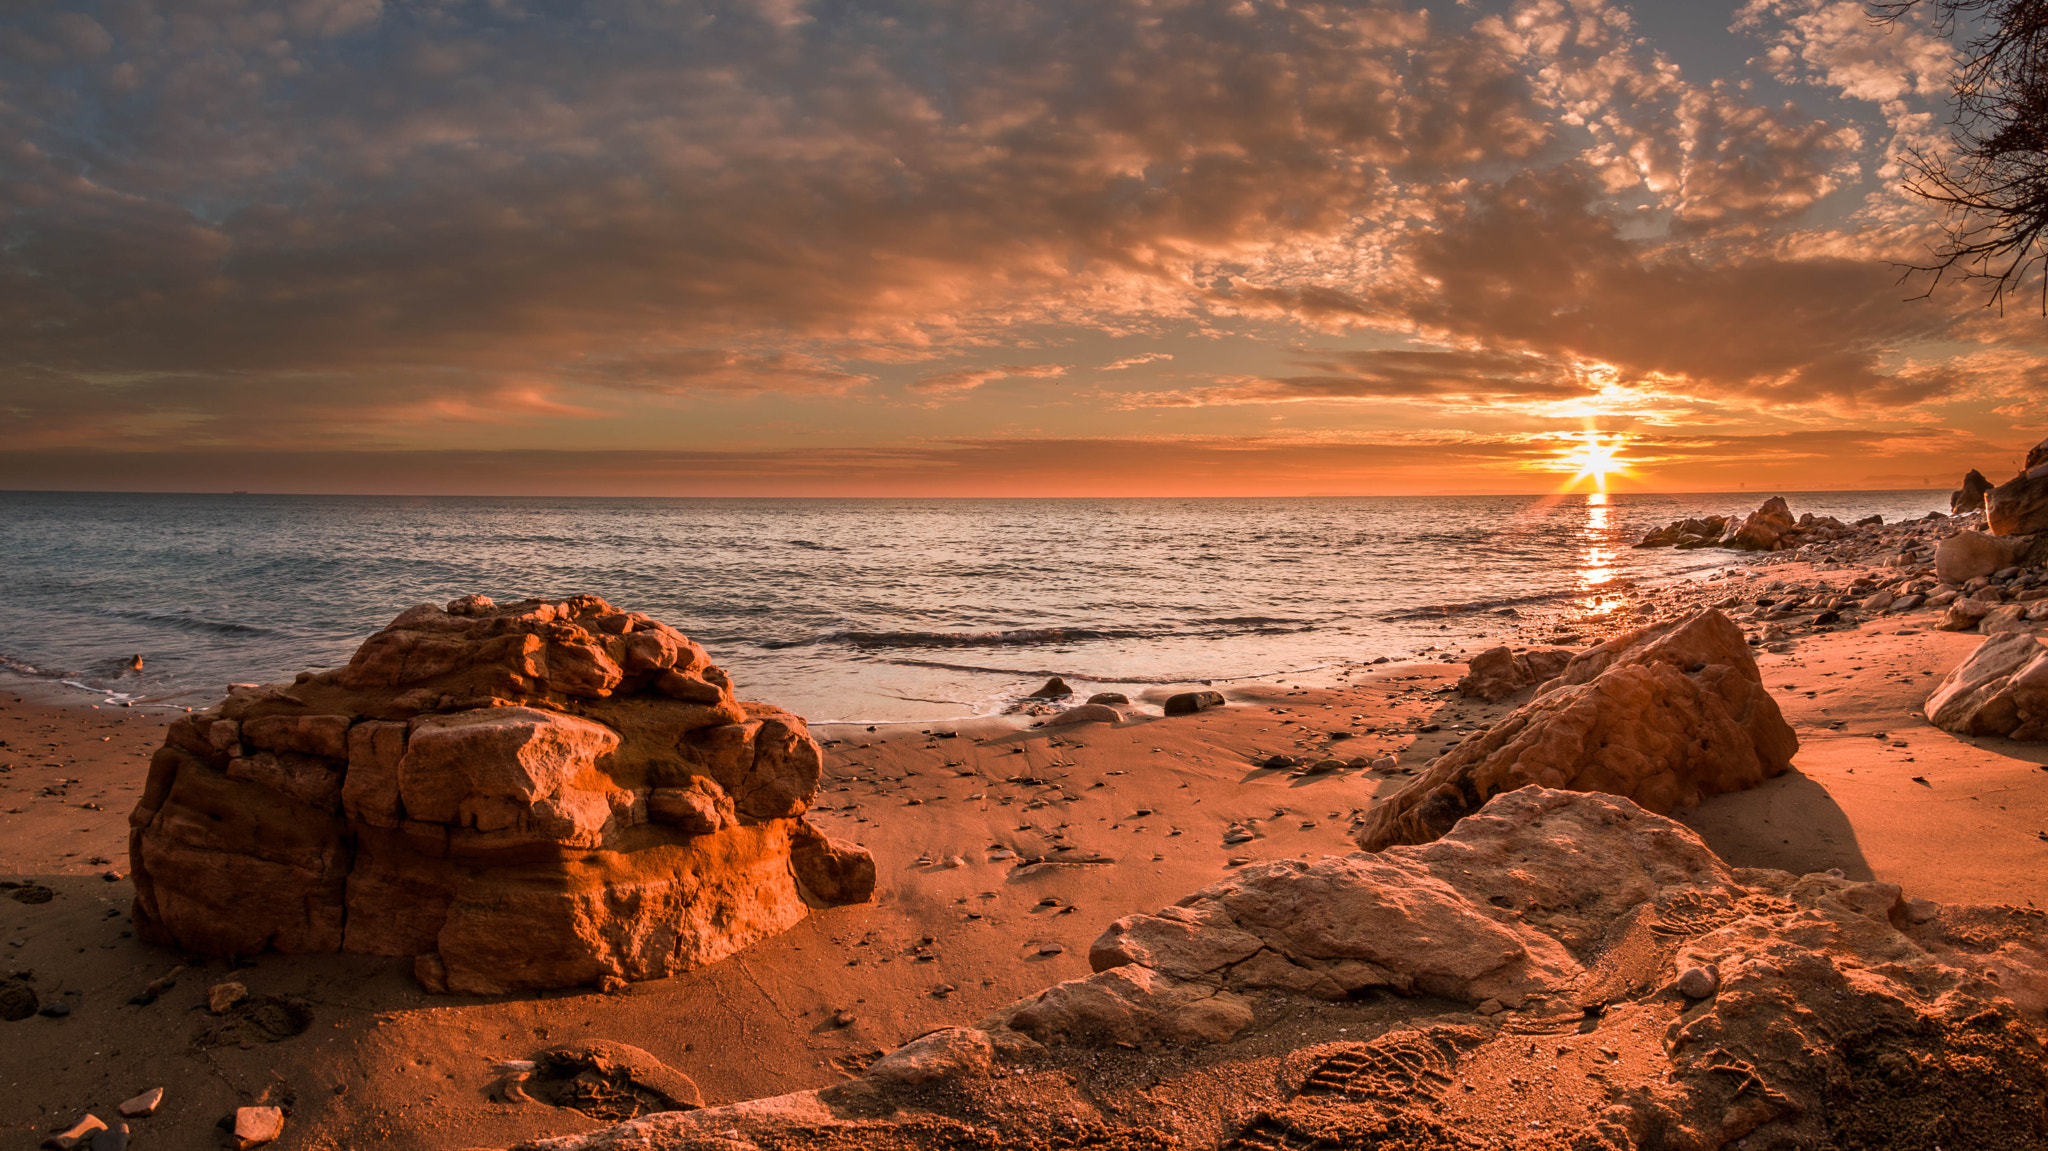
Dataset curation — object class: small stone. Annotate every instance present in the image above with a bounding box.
[831,1009,856,1028]
[232,1106,284,1149]
[88,1123,129,1151]
[39,1001,71,1018]
[208,981,248,1015]
[117,1088,163,1118]
[1085,692,1130,705]
[1904,897,1941,924]
[1261,755,1298,769]
[1164,690,1225,716]
[41,1115,106,1150]
[1027,677,1073,698]
[1677,965,1721,999]
[1223,831,1254,845]
[1038,943,1066,956]
[1475,998,1504,1016]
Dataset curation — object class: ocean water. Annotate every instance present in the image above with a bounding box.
[0,490,1947,722]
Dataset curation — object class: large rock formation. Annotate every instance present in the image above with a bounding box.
[1989,462,2048,538]
[1355,609,1796,852]
[1728,495,1797,551]
[1953,468,1994,515]
[128,594,875,994]
[1937,529,2018,584]
[511,788,2048,1151]
[1927,631,2048,739]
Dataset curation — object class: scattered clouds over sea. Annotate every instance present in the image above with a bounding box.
[1,0,2041,491]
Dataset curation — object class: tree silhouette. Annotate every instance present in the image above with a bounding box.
[1872,0,2048,312]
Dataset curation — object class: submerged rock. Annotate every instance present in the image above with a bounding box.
[129,594,875,995]
[1356,609,1795,852]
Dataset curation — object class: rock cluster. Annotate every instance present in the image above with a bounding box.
[509,788,2048,1151]
[1635,496,1856,553]
[128,594,875,994]
[1356,609,1796,851]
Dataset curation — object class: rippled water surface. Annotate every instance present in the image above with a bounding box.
[0,491,1947,720]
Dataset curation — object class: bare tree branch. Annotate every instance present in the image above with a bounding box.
[1872,0,2048,312]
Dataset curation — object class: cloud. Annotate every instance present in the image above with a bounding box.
[1121,347,1590,406]
[1099,353,1174,371]
[909,364,1069,396]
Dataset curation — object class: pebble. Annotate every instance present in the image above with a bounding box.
[1677,965,1721,999]
[232,1106,285,1150]
[117,1088,163,1118]
[1262,755,1299,769]
[831,1009,856,1028]
[208,981,248,1015]
[1223,831,1254,845]
[88,1124,128,1151]
[41,1115,105,1150]
[1037,943,1065,956]
[39,1001,71,1018]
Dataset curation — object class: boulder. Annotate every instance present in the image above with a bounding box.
[1951,468,1993,515]
[1454,645,1574,702]
[129,595,875,994]
[1084,692,1129,705]
[1727,496,1797,551]
[1987,463,2048,537]
[1935,530,2016,583]
[1356,610,1795,852]
[1164,690,1225,715]
[1926,631,2048,739]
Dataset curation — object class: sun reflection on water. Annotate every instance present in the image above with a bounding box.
[1577,492,1619,612]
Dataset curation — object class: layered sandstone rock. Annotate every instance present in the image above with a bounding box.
[129,594,874,994]
[513,788,2048,1151]
[1927,631,2048,740]
[1453,644,1573,702]
[1355,609,1796,852]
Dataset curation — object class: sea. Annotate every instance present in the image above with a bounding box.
[0,490,1948,723]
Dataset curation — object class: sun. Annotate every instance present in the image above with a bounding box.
[1557,434,1630,492]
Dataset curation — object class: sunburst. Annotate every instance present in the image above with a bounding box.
[1557,435,1630,492]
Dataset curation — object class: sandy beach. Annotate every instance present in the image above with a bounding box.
[4,535,2047,1150]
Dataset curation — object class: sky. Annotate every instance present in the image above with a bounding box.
[2,0,2044,496]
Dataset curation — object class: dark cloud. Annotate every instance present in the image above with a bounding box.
[1123,347,1589,406]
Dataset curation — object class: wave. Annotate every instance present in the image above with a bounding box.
[761,620,1318,651]
[93,606,283,638]
[1376,585,1634,621]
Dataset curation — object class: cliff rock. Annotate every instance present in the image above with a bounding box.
[129,594,875,995]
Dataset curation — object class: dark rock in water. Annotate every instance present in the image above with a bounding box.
[1953,469,1994,515]
[1164,690,1225,715]
[1085,692,1129,706]
[1728,496,1797,551]
[1027,677,1072,698]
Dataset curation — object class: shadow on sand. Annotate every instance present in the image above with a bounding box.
[1670,768,1875,881]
